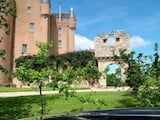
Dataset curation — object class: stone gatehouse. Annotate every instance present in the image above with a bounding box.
[95,30,130,88]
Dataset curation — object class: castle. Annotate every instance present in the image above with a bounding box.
[0,0,76,86]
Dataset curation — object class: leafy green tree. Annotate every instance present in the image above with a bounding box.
[151,43,160,81]
[81,61,101,87]
[136,43,160,107]
[14,42,53,120]
[114,44,160,107]
[114,50,147,93]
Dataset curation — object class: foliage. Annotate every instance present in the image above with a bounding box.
[16,50,100,86]
[50,50,97,70]
[0,0,16,73]
[50,61,101,98]
[136,79,160,107]
[80,61,101,86]
[50,62,78,99]
[78,92,107,106]
[106,67,121,87]
[50,51,100,86]
[114,44,160,107]
[14,42,53,120]
[14,43,101,119]
[114,50,148,93]
[135,43,160,107]
[14,42,53,84]
[0,0,16,34]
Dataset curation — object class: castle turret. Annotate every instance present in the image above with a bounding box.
[69,7,76,29]
[12,0,51,87]
[40,0,50,17]
[69,7,75,18]
[51,6,76,54]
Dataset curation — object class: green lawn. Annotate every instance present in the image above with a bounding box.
[0,91,136,120]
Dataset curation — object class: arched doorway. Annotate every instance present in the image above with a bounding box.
[106,64,121,87]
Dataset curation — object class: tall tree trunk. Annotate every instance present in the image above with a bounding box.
[39,82,43,120]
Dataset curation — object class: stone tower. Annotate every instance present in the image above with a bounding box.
[12,0,51,86]
[13,0,50,57]
[0,0,76,87]
[95,30,130,88]
[51,7,76,54]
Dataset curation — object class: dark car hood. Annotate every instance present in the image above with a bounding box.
[44,108,160,120]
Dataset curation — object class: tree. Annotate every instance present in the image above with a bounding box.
[114,44,160,107]
[14,42,102,119]
[152,43,160,82]
[81,61,101,87]
[114,50,147,93]
[136,43,160,107]
[14,42,53,120]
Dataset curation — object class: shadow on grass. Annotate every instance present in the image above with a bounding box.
[70,107,84,114]
[116,92,137,108]
[0,95,60,120]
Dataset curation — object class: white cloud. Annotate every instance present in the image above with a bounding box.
[130,36,151,49]
[75,34,151,51]
[75,34,94,51]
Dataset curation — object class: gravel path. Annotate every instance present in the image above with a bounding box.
[0,87,130,97]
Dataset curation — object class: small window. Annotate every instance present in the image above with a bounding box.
[116,38,120,42]
[29,23,35,32]
[103,39,107,43]
[22,44,27,56]
[58,28,62,33]
[58,40,62,47]
[27,6,32,13]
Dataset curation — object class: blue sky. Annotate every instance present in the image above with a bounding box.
[51,0,160,56]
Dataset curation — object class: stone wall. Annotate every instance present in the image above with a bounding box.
[95,30,130,58]
[94,30,130,88]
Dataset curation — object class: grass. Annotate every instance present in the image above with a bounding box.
[0,91,137,120]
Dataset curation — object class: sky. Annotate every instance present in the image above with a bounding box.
[51,0,160,56]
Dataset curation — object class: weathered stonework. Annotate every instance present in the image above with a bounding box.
[95,30,130,88]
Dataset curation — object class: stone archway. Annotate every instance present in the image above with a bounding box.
[94,30,130,88]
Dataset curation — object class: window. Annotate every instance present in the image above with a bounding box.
[58,28,62,33]
[27,6,32,13]
[29,23,35,32]
[58,40,62,47]
[108,34,115,46]
[22,44,27,56]
[103,39,107,43]
[116,38,120,42]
